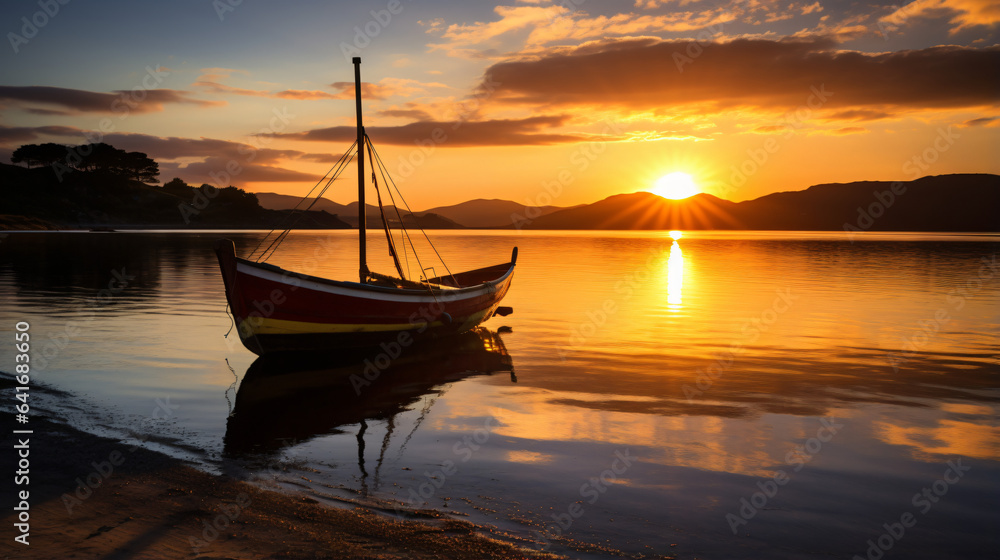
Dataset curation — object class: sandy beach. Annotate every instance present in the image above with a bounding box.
[1,375,563,560]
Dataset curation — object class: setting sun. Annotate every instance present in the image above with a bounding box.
[653,172,700,200]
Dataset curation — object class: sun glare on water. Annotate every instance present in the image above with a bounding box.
[652,172,700,200]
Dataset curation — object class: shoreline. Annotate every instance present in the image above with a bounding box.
[1,375,559,559]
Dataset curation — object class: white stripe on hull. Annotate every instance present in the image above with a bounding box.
[235,261,508,304]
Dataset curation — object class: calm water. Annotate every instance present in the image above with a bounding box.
[1,230,998,559]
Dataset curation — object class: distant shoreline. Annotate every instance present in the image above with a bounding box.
[5,162,998,232]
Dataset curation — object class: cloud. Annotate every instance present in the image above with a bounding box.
[23,107,74,116]
[829,126,868,135]
[880,0,1000,34]
[959,116,999,127]
[193,67,448,101]
[0,85,221,114]
[428,0,853,58]
[428,4,737,57]
[276,115,623,147]
[377,107,434,121]
[328,78,450,100]
[0,125,81,143]
[192,80,270,97]
[751,125,787,134]
[801,2,823,16]
[159,158,322,184]
[479,38,1000,119]
[827,109,893,121]
[274,89,339,100]
[100,133,327,183]
[0,125,329,184]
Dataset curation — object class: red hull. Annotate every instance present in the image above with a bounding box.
[215,239,516,355]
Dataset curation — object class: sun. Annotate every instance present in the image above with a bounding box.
[652,172,700,200]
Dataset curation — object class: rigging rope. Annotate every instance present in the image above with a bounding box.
[243,133,459,301]
[369,137,412,280]
[365,138,406,280]
[367,138,458,287]
[248,140,358,262]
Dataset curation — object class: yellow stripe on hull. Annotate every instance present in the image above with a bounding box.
[239,309,491,336]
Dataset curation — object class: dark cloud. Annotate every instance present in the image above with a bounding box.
[827,109,893,121]
[0,85,222,114]
[96,132,327,182]
[480,38,1000,117]
[0,124,82,142]
[23,107,74,116]
[329,82,390,100]
[830,126,868,135]
[277,115,618,146]
[959,116,999,127]
[0,126,328,184]
[96,133,324,177]
[158,158,321,183]
[378,108,434,121]
[0,125,47,143]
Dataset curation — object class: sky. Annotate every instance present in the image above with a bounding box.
[1,0,998,209]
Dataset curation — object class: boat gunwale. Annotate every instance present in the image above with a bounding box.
[233,253,516,297]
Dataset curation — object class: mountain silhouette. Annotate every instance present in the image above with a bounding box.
[421,198,575,228]
[255,192,464,229]
[519,174,999,231]
[255,193,571,228]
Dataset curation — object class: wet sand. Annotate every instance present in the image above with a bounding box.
[0,376,558,559]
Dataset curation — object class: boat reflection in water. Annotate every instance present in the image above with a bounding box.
[224,327,515,458]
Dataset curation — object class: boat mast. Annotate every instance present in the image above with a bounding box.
[353,57,369,283]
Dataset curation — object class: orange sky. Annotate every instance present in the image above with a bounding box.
[1,0,998,209]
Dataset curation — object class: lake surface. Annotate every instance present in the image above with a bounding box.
[1,230,998,559]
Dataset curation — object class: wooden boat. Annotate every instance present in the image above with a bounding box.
[215,58,516,356]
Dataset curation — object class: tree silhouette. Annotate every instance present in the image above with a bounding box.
[78,143,123,172]
[12,142,160,184]
[11,143,69,168]
[162,177,190,192]
[124,151,159,183]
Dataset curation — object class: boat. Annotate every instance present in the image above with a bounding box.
[215,57,516,356]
